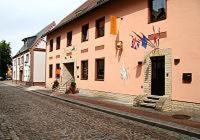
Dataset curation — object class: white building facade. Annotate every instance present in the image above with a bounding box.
[12,22,55,86]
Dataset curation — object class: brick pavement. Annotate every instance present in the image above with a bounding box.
[64,94,200,129]
[1,83,193,140]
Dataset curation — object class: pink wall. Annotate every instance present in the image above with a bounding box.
[46,0,200,103]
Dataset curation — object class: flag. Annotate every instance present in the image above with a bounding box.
[141,32,155,48]
[110,16,117,35]
[158,28,161,47]
[153,26,158,46]
[131,37,137,49]
[141,35,147,49]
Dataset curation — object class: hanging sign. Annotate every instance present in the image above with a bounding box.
[56,69,60,75]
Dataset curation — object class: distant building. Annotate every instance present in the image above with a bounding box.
[12,22,55,86]
[7,65,12,79]
[45,0,200,111]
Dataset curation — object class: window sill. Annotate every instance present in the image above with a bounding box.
[67,44,72,47]
[95,35,104,39]
[81,78,88,80]
[95,79,104,81]
[148,18,166,24]
[81,40,88,43]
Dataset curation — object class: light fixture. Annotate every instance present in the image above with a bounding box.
[138,61,143,65]
[116,41,123,50]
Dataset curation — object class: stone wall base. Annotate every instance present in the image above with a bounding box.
[12,80,45,87]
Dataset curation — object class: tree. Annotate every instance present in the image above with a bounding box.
[0,40,12,79]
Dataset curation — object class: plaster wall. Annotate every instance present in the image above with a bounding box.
[33,51,45,82]
[46,0,200,103]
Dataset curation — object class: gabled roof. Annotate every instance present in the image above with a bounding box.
[47,0,111,35]
[14,36,36,58]
[13,22,56,58]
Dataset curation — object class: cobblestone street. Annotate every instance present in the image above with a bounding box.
[0,83,197,140]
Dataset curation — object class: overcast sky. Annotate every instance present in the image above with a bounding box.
[0,0,86,56]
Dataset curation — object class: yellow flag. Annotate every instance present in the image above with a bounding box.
[110,16,117,35]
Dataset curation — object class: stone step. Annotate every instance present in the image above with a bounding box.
[147,95,160,100]
[140,103,156,109]
[143,98,158,103]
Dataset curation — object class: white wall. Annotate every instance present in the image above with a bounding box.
[12,58,17,80]
[36,37,46,49]
[23,52,30,82]
[33,51,45,82]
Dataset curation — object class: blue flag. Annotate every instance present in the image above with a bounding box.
[141,35,147,49]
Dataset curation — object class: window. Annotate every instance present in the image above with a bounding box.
[49,39,53,52]
[67,31,72,47]
[55,63,61,78]
[18,58,20,65]
[21,56,24,64]
[81,60,88,80]
[49,64,53,78]
[82,24,89,42]
[96,17,105,38]
[25,54,29,63]
[56,36,61,50]
[95,58,105,81]
[149,0,166,23]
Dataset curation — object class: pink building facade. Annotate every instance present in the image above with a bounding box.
[46,0,200,110]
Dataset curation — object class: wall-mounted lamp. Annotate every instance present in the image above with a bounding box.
[116,41,123,50]
[76,66,79,69]
[138,61,143,65]
[174,58,180,65]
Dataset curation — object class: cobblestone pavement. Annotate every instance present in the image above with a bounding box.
[0,83,198,140]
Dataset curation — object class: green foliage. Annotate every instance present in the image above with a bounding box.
[0,40,12,79]
[71,81,76,87]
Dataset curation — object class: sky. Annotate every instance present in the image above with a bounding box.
[0,0,86,56]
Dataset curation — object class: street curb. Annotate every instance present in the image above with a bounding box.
[2,83,200,139]
[30,90,200,139]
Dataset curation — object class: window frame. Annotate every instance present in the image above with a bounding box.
[49,64,53,78]
[95,58,105,81]
[67,31,72,47]
[49,39,53,52]
[148,0,167,23]
[56,36,61,50]
[81,23,89,42]
[95,17,105,39]
[25,54,29,63]
[81,60,88,80]
[18,58,20,65]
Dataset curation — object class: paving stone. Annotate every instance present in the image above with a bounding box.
[0,82,198,140]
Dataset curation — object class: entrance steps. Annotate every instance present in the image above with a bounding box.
[59,86,66,93]
[139,95,161,109]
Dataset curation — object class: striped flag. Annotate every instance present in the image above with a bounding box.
[153,26,158,46]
